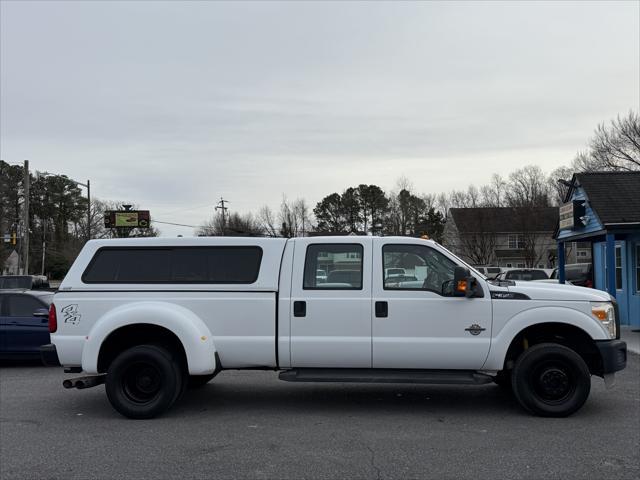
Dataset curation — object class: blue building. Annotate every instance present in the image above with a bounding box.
[555,172,640,328]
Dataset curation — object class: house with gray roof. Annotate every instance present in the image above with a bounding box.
[444,206,559,268]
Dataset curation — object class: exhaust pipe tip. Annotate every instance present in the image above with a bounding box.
[62,374,107,390]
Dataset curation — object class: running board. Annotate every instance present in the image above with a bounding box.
[278,369,493,385]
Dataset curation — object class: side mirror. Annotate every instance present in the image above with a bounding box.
[453,267,470,297]
[33,308,49,318]
[453,266,481,298]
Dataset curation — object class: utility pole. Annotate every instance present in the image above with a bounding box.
[215,197,229,236]
[86,179,91,240]
[41,218,46,276]
[23,160,30,275]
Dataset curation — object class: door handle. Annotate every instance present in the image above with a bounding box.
[375,301,388,318]
[293,301,306,317]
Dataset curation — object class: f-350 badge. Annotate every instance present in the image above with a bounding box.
[61,304,81,325]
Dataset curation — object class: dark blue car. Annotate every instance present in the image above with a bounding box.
[0,290,53,360]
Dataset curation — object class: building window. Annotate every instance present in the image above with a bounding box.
[615,245,622,290]
[506,263,513,268]
[508,235,525,249]
[517,263,525,268]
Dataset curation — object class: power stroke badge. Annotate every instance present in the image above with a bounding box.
[61,304,81,325]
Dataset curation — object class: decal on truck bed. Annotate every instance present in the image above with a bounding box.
[61,304,81,325]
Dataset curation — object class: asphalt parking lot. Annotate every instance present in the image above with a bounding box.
[1,355,639,480]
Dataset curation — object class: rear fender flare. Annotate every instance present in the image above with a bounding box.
[81,302,216,375]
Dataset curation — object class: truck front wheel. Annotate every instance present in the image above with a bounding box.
[106,344,184,419]
[512,343,591,417]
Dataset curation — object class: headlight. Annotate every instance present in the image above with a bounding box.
[591,302,616,339]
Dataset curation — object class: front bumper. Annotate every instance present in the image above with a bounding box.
[595,339,627,374]
[40,344,61,367]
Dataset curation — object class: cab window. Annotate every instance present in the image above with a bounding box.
[383,244,456,294]
[304,244,363,290]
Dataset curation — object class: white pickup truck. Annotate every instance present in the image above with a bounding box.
[41,236,627,419]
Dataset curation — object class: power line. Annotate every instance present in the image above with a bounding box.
[152,220,199,228]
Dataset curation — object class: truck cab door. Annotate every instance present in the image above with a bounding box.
[289,237,372,368]
[372,238,492,370]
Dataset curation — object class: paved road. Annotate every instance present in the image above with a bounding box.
[1,355,639,480]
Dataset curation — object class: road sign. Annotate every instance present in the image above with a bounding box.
[104,210,151,229]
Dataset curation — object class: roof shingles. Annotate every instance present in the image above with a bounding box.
[576,172,640,225]
[449,207,558,233]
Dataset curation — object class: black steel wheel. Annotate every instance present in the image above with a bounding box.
[512,343,591,417]
[106,344,183,419]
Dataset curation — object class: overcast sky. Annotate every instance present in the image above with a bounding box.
[1,1,638,237]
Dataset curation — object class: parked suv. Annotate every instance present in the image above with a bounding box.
[474,266,502,278]
[495,269,548,281]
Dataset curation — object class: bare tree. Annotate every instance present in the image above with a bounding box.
[293,198,313,236]
[505,165,550,207]
[395,175,413,193]
[436,192,450,217]
[571,111,640,172]
[421,193,436,213]
[571,150,593,172]
[589,111,640,171]
[467,185,480,207]
[547,166,574,206]
[279,196,311,237]
[197,211,262,236]
[480,173,506,207]
[448,189,472,208]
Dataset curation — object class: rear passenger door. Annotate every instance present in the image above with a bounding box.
[290,238,372,368]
